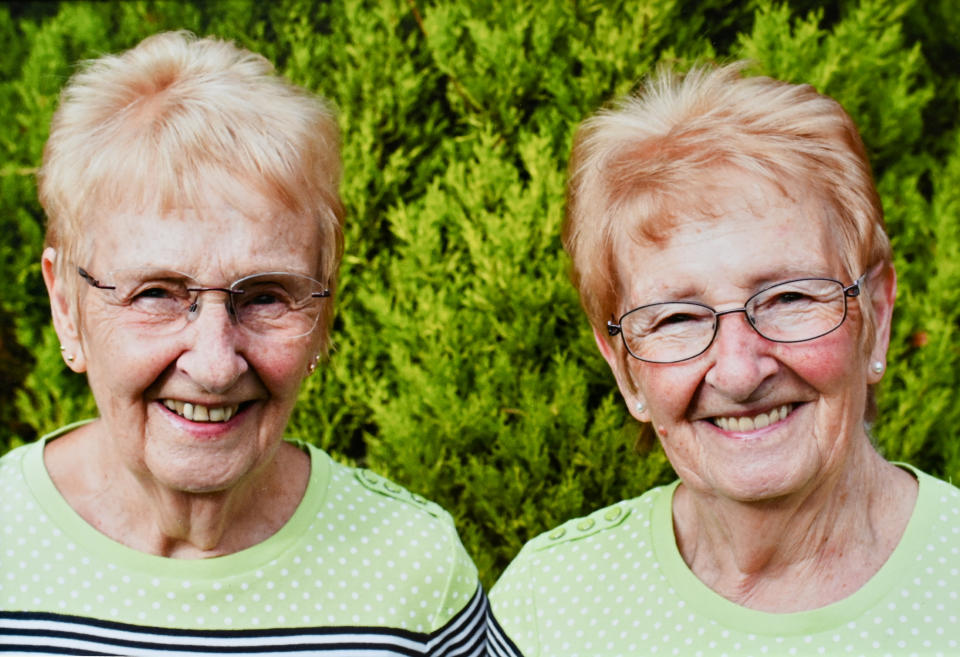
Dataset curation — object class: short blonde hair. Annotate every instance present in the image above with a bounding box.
[38,31,344,348]
[564,62,891,349]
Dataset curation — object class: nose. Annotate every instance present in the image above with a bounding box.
[176,293,248,393]
[702,311,778,401]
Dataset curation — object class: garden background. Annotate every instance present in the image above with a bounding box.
[1,0,958,589]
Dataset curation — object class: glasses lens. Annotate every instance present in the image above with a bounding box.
[231,272,325,339]
[620,302,716,363]
[748,278,845,342]
[108,269,195,332]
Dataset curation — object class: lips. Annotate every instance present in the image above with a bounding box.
[162,399,240,423]
[711,404,793,432]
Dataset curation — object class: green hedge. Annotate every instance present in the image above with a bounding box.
[2,0,957,589]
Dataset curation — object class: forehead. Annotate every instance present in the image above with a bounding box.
[615,173,842,303]
[84,189,321,279]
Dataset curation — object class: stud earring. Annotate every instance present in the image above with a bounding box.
[307,354,320,375]
[60,346,74,363]
[871,361,884,374]
[635,401,646,414]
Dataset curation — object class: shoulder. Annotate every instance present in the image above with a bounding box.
[493,483,672,595]
[912,466,960,527]
[312,450,454,525]
[304,445,481,601]
[490,485,673,656]
[0,440,38,490]
[523,483,671,556]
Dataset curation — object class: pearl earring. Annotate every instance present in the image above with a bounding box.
[871,361,884,374]
[635,401,646,414]
[307,354,320,375]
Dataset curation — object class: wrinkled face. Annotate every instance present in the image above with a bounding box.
[600,172,891,503]
[71,186,323,494]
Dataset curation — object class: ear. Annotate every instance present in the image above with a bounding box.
[593,326,650,422]
[42,247,87,373]
[865,262,896,384]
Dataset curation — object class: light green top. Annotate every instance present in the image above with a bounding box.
[0,425,486,654]
[490,466,960,656]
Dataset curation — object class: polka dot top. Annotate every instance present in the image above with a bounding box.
[489,466,960,657]
[0,426,487,655]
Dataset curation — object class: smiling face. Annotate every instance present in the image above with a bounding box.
[50,183,323,495]
[597,171,895,503]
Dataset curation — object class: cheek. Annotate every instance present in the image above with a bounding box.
[82,317,172,394]
[253,344,311,394]
[631,361,703,419]
[782,329,864,396]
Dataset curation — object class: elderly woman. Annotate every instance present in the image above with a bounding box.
[488,64,960,655]
[0,32,486,654]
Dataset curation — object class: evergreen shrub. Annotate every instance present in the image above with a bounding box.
[1,0,956,587]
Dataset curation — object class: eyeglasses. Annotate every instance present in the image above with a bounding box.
[78,266,330,340]
[607,274,866,364]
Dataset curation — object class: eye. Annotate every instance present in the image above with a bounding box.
[124,280,189,304]
[134,286,176,300]
[656,312,700,326]
[771,290,811,304]
[121,279,191,318]
[235,282,296,310]
[248,292,285,306]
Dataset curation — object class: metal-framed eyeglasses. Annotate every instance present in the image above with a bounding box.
[607,273,867,364]
[78,266,331,340]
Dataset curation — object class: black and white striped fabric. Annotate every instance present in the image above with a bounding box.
[0,587,488,656]
[484,611,523,657]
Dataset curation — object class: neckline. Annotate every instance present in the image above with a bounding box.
[23,423,331,578]
[650,465,932,634]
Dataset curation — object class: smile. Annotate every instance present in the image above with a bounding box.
[162,399,240,423]
[712,404,793,432]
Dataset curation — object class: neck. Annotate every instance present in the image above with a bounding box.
[671,438,917,611]
[45,422,310,558]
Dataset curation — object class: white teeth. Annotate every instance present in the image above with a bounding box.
[714,404,793,432]
[162,400,238,423]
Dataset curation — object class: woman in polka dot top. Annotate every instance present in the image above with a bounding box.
[0,32,487,655]
[488,63,960,656]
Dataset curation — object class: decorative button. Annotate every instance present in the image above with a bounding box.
[384,481,402,494]
[360,469,380,484]
[604,506,622,522]
[576,518,595,532]
[549,527,566,540]
[411,494,427,505]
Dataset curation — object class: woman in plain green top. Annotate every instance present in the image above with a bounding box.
[488,63,960,656]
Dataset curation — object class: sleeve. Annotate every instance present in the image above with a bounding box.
[425,518,488,656]
[488,548,539,657]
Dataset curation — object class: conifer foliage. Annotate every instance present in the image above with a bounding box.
[1,0,955,586]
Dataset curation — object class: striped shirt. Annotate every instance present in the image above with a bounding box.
[0,430,487,656]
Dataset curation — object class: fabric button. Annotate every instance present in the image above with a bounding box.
[576,518,595,532]
[549,527,567,540]
[384,481,402,494]
[604,507,622,522]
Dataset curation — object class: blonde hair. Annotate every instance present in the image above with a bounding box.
[38,30,344,349]
[565,62,891,347]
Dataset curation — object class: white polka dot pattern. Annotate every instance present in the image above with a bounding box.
[490,468,960,657]
[0,436,479,633]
